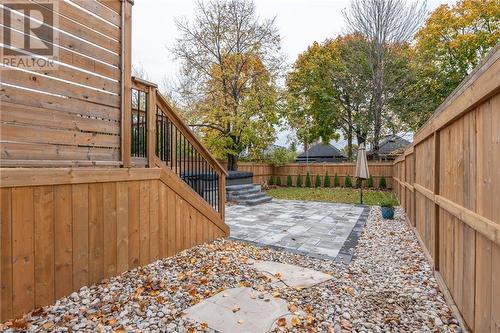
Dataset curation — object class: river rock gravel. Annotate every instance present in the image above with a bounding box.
[0,206,461,332]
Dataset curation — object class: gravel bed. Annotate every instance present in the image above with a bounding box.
[1,207,461,332]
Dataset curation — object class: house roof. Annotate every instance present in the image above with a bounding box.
[368,135,411,156]
[296,143,345,159]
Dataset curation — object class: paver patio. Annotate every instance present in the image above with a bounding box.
[226,199,370,261]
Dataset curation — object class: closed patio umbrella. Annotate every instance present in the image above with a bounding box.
[355,143,370,204]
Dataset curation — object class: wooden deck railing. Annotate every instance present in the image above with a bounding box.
[130,77,227,217]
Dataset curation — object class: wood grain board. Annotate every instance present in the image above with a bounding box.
[0,167,228,322]
[0,0,122,164]
[393,47,499,332]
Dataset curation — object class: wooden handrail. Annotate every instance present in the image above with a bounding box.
[130,77,227,176]
[155,92,228,176]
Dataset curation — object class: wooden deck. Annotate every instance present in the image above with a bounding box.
[0,0,228,322]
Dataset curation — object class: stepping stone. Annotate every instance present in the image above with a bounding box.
[182,287,290,333]
[252,260,332,289]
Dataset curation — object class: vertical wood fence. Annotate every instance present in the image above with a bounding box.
[1,0,128,166]
[235,162,394,188]
[0,168,228,321]
[393,46,500,332]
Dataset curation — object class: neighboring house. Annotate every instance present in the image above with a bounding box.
[295,143,347,163]
[367,134,411,161]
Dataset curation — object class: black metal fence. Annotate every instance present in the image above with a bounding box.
[156,107,219,212]
[131,88,147,158]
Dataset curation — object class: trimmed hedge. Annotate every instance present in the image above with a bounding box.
[296,174,303,187]
[344,175,352,188]
[268,176,274,186]
[367,175,373,188]
[379,176,387,189]
[305,172,312,188]
[324,172,330,187]
[276,176,282,186]
[315,174,321,187]
[334,173,340,187]
[287,175,293,187]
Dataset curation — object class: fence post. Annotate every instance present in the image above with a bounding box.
[147,86,156,167]
[433,131,440,270]
[121,0,133,167]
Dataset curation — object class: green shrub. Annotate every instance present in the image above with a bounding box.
[305,172,312,188]
[286,175,293,187]
[268,176,274,186]
[344,175,352,188]
[315,175,321,187]
[276,176,282,187]
[380,196,398,208]
[355,178,362,188]
[324,172,330,187]
[367,175,374,188]
[379,176,387,189]
[296,174,303,187]
[333,173,340,187]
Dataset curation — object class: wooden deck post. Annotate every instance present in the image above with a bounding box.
[147,86,157,167]
[121,0,133,167]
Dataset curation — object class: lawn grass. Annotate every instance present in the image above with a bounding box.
[265,187,396,206]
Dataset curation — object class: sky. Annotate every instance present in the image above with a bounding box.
[131,0,455,148]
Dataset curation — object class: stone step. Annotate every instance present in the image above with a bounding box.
[227,187,260,198]
[237,192,268,201]
[226,184,255,192]
[243,195,272,206]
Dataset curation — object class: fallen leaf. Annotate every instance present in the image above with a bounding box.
[291,316,300,327]
[237,319,244,324]
[232,306,240,313]
[341,319,352,330]
[200,322,209,329]
[277,317,287,327]
[42,322,54,330]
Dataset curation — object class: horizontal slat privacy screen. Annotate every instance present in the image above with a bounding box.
[0,0,123,166]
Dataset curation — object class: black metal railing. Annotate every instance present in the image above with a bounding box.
[131,88,148,158]
[156,107,219,212]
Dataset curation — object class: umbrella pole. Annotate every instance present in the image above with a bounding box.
[360,179,363,204]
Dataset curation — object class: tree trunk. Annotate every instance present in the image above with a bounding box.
[227,153,238,171]
[346,127,353,161]
[372,44,385,161]
[346,108,353,161]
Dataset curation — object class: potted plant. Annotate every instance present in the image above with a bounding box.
[380,197,397,219]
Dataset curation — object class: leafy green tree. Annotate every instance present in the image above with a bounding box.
[287,175,293,187]
[285,35,372,160]
[343,0,426,158]
[305,172,312,188]
[264,147,297,167]
[324,172,331,188]
[399,0,500,129]
[296,174,303,187]
[344,175,353,188]
[315,175,321,188]
[276,176,282,187]
[173,0,283,170]
[334,173,340,187]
